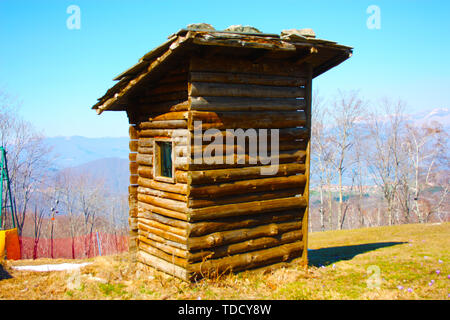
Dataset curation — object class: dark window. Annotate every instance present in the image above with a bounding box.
[156,141,173,178]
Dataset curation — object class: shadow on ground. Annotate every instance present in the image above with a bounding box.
[0,264,12,280]
[308,242,406,267]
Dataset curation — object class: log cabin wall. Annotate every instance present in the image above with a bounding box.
[90,27,353,281]
[127,53,313,280]
[183,54,311,279]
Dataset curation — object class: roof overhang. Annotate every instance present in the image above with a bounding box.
[92,29,353,114]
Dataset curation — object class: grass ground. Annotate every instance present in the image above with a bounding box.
[0,222,448,300]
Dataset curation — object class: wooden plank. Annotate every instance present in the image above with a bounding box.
[138,129,190,138]
[136,153,153,166]
[190,96,306,112]
[138,177,188,195]
[188,110,306,129]
[138,186,186,202]
[189,82,305,99]
[187,220,302,250]
[188,231,302,262]
[190,71,306,87]
[188,189,302,209]
[187,149,307,170]
[188,163,305,184]
[139,120,187,129]
[137,251,189,281]
[189,242,303,277]
[137,193,188,213]
[188,174,306,198]
[188,210,303,237]
[189,196,307,221]
[190,55,307,77]
[139,201,188,222]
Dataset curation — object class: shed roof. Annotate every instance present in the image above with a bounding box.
[92,26,352,114]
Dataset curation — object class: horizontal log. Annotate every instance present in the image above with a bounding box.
[141,210,190,231]
[187,220,301,251]
[139,235,188,259]
[189,174,307,198]
[190,96,306,112]
[188,163,306,184]
[137,146,153,154]
[153,111,189,121]
[137,193,188,213]
[187,149,307,170]
[189,196,307,221]
[191,127,308,142]
[138,219,187,244]
[189,142,307,159]
[190,55,308,77]
[139,119,187,129]
[139,229,187,250]
[189,230,302,262]
[138,165,153,179]
[139,200,188,221]
[189,241,303,277]
[136,153,153,166]
[138,216,187,237]
[189,82,305,99]
[189,110,306,130]
[188,188,302,208]
[139,242,188,268]
[138,138,154,147]
[190,71,306,87]
[189,210,304,237]
[137,251,189,281]
[138,177,188,195]
[138,186,186,202]
[138,129,189,138]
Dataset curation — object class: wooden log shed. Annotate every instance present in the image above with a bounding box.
[92,24,352,281]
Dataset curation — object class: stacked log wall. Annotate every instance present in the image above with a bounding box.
[129,56,312,281]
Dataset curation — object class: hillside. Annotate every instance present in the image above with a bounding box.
[45,136,129,168]
[1,223,448,300]
[58,157,129,195]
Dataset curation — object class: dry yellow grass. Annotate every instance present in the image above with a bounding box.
[1,222,448,300]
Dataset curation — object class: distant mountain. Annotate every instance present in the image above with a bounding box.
[59,157,129,194]
[45,136,129,168]
[408,108,450,129]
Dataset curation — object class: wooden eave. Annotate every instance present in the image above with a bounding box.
[92,30,352,114]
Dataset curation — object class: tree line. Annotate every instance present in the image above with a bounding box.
[310,90,448,231]
[0,91,128,258]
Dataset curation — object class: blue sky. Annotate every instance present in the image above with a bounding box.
[0,0,449,137]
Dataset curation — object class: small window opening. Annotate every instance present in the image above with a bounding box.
[156,141,173,178]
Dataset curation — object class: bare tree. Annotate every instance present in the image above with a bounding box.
[32,205,45,259]
[328,90,365,229]
[366,98,406,226]
[311,92,330,231]
[0,91,52,236]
